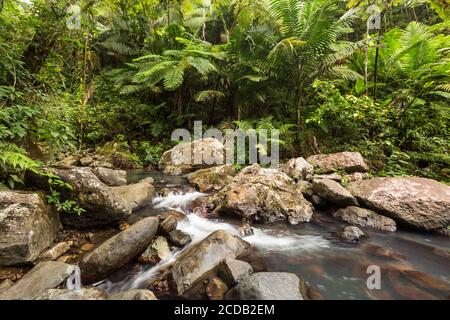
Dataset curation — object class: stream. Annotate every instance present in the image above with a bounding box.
[98,170,450,300]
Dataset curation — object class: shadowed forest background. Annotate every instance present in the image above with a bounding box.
[0,0,449,189]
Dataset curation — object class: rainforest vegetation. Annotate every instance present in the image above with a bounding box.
[1,0,449,188]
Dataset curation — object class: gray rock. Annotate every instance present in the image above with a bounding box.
[0,261,78,300]
[39,241,73,262]
[159,138,227,175]
[225,272,304,300]
[312,179,359,207]
[187,164,236,192]
[340,226,366,242]
[167,230,192,247]
[347,177,450,230]
[80,217,159,283]
[0,191,60,266]
[307,152,369,173]
[219,258,253,286]
[108,290,157,300]
[26,167,131,229]
[91,167,127,186]
[138,236,171,265]
[110,178,155,211]
[280,157,314,181]
[160,215,178,234]
[168,230,251,296]
[35,288,107,300]
[333,206,397,232]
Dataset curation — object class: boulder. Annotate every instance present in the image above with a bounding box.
[279,157,314,181]
[35,288,107,300]
[312,179,359,207]
[26,167,131,229]
[91,167,127,186]
[159,138,227,175]
[167,230,192,247]
[201,165,314,225]
[79,217,159,283]
[187,165,236,192]
[110,177,155,211]
[340,226,366,242]
[225,272,304,300]
[0,191,60,266]
[219,258,253,286]
[138,236,171,265]
[347,177,450,230]
[0,261,78,300]
[307,152,369,173]
[108,290,157,300]
[168,230,251,296]
[333,206,397,232]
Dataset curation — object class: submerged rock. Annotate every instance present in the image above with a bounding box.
[26,167,131,229]
[0,191,60,266]
[312,179,359,207]
[159,138,227,175]
[110,177,155,211]
[202,164,314,225]
[280,157,314,181]
[187,164,236,192]
[168,230,251,296]
[219,258,253,286]
[225,272,304,300]
[108,290,158,300]
[307,152,369,173]
[347,177,450,230]
[333,206,397,232]
[340,226,366,242]
[35,288,108,300]
[80,217,159,283]
[91,167,127,186]
[0,261,78,300]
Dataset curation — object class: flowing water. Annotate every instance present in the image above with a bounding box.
[99,170,450,300]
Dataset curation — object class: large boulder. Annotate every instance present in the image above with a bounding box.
[26,167,131,229]
[307,152,369,173]
[347,177,450,230]
[333,206,397,232]
[35,288,108,300]
[168,230,251,296]
[280,157,314,181]
[110,177,155,211]
[79,217,159,283]
[187,165,236,193]
[0,262,78,300]
[0,191,60,266]
[200,165,314,225]
[225,272,304,300]
[91,167,127,186]
[159,138,227,175]
[312,179,359,207]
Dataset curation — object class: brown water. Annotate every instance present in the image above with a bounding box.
[101,170,450,300]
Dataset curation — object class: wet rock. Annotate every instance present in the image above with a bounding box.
[361,244,405,261]
[206,276,228,300]
[91,167,127,186]
[333,206,397,232]
[159,138,227,175]
[307,152,369,173]
[393,282,438,300]
[110,177,155,211]
[280,157,314,181]
[160,215,178,234]
[108,289,158,300]
[35,288,108,300]
[204,164,314,225]
[0,191,60,266]
[340,226,366,242]
[402,270,449,292]
[225,272,304,300]
[167,230,192,247]
[138,236,171,265]
[26,167,131,229]
[80,217,159,284]
[79,156,94,167]
[312,179,359,207]
[347,177,450,230]
[39,241,73,262]
[168,230,251,296]
[187,164,236,193]
[219,258,253,286]
[0,261,78,300]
